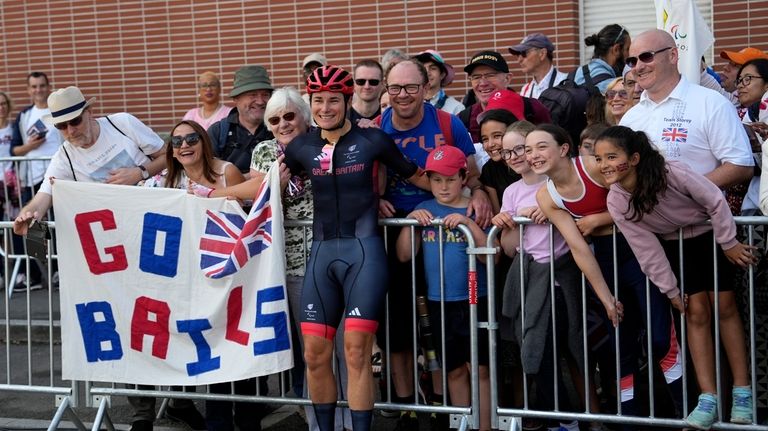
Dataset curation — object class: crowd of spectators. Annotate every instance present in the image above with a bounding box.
[3,23,768,431]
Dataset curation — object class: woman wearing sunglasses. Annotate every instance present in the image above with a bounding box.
[142,120,244,191]
[604,78,632,126]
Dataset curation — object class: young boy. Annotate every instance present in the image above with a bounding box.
[396,145,493,431]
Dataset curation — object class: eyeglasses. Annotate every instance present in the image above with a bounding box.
[612,26,627,45]
[469,72,504,83]
[170,132,201,148]
[500,146,526,160]
[53,114,85,130]
[268,112,297,126]
[198,82,220,89]
[736,74,764,87]
[354,78,381,86]
[606,89,629,99]
[386,84,422,95]
[626,47,673,68]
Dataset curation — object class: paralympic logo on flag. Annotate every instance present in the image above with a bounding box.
[199,180,273,278]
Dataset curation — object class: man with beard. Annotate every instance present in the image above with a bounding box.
[208,65,274,175]
[572,24,631,93]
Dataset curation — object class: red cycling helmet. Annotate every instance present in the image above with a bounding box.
[306,65,355,96]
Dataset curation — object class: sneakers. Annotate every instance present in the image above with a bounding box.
[686,393,717,430]
[730,386,753,424]
[165,405,207,430]
[13,274,43,292]
[129,420,153,431]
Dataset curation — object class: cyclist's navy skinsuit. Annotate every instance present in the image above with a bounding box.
[284,125,419,340]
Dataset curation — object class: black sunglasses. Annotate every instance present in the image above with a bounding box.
[268,112,296,126]
[354,78,381,86]
[170,132,201,148]
[626,47,673,68]
[54,114,84,130]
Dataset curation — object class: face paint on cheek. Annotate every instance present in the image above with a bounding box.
[616,162,629,172]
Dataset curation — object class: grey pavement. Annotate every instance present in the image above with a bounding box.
[0,288,404,430]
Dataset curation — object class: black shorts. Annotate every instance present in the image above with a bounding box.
[300,237,388,339]
[661,230,735,296]
[427,296,490,372]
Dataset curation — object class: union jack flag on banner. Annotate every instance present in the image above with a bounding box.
[200,169,276,278]
[661,127,688,144]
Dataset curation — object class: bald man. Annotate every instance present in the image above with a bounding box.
[620,29,753,188]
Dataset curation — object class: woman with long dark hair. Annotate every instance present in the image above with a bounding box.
[531,123,684,426]
[594,125,755,430]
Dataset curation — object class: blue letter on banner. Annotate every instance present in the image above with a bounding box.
[254,285,290,355]
[75,302,123,362]
[177,319,220,376]
[140,213,182,278]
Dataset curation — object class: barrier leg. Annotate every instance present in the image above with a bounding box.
[91,396,115,431]
[48,395,88,431]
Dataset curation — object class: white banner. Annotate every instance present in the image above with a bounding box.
[655,0,714,84]
[53,164,292,385]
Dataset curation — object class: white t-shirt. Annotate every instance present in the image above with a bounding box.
[39,113,163,195]
[0,123,13,173]
[620,76,753,176]
[519,66,568,99]
[18,105,63,186]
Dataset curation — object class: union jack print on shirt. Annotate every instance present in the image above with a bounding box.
[661,127,688,144]
[199,180,273,278]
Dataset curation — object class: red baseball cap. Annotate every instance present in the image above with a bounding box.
[424,145,467,176]
[477,89,522,123]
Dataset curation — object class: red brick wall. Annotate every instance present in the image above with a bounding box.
[0,0,761,134]
[712,0,768,71]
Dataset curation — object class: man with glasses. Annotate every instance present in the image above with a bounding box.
[508,33,568,99]
[458,51,551,143]
[620,29,753,188]
[13,85,165,233]
[349,59,384,124]
[208,65,274,175]
[375,59,488,431]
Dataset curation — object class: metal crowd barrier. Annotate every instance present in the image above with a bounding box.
[1,216,767,430]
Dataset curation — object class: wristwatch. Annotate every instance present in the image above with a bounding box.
[138,165,149,180]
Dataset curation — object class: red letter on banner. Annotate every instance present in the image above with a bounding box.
[75,210,128,275]
[131,296,171,359]
[226,286,249,345]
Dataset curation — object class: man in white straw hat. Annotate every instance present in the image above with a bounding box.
[13,86,167,236]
